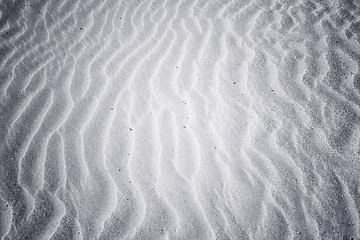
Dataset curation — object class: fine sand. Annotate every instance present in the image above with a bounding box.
[1,0,360,239]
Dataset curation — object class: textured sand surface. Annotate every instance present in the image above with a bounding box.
[1,0,360,239]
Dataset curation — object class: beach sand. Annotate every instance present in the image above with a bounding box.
[1,0,360,239]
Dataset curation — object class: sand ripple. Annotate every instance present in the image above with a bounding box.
[1,0,360,239]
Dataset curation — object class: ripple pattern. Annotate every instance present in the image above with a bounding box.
[1,0,360,239]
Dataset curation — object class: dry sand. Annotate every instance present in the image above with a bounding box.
[1,0,360,239]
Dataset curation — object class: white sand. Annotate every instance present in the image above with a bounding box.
[1,0,360,239]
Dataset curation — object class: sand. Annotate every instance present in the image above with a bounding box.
[1,0,360,239]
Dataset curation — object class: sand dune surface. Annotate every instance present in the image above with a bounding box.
[1,0,360,239]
